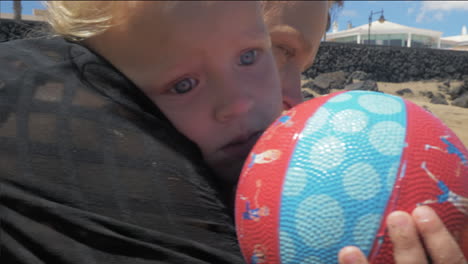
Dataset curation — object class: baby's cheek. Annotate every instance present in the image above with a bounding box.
[259,52,281,83]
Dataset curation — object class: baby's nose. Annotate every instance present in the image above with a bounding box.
[215,96,254,123]
[212,70,257,122]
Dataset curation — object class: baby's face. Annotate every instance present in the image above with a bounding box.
[117,2,283,183]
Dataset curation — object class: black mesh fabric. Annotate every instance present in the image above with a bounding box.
[0,36,243,264]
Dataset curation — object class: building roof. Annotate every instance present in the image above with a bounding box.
[441,34,468,42]
[327,20,443,39]
[440,34,468,47]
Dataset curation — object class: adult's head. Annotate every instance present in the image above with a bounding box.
[262,1,340,109]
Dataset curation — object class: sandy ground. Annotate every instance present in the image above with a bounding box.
[378,81,468,146]
[303,80,468,147]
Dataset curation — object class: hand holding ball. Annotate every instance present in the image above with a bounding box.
[235,91,468,264]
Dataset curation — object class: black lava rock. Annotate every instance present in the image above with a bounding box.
[430,93,448,105]
[452,92,468,108]
[344,80,379,92]
[396,88,414,96]
[305,42,468,83]
[420,91,434,99]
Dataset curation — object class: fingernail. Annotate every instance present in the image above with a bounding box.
[341,247,364,264]
[387,211,409,229]
[343,251,360,264]
[413,206,434,223]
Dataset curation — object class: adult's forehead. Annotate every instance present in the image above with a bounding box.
[263,1,328,55]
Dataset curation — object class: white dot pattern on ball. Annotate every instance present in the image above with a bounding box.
[369,121,405,156]
[358,94,402,115]
[343,162,381,200]
[328,92,353,103]
[309,136,346,171]
[283,167,308,196]
[279,91,406,263]
[352,214,382,253]
[296,195,344,249]
[280,231,297,264]
[302,107,330,136]
[332,109,368,133]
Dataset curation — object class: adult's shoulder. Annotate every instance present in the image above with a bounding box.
[0,36,94,100]
[0,37,243,263]
[0,36,87,67]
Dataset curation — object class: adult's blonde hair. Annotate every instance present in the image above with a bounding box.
[44,1,134,41]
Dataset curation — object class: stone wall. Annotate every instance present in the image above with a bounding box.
[305,42,468,83]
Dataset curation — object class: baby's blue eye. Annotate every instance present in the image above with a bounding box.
[171,78,197,94]
[239,49,257,66]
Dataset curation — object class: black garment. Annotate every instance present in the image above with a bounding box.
[0,37,243,264]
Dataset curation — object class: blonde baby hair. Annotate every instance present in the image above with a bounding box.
[44,1,138,41]
[43,1,223,41]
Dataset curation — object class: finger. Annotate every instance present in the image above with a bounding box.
[412,206,467,264]
[338,246,368,264]
[387,210,428,264]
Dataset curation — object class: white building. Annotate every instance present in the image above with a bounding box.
[440,25,468,51]
[326,20,443,49]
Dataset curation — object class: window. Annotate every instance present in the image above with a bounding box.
[362,39,376,45]
[334,35,358,43]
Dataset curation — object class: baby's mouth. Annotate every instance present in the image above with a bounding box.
[221,131,263,160]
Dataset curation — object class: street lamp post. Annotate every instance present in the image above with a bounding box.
[368,9,385,44]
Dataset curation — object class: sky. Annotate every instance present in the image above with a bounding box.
[0,1,467,37]
[332,1,468,37]
[0,0,45,15]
